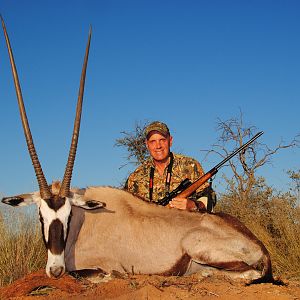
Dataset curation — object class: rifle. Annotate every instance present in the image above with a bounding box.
[157,131,264,206]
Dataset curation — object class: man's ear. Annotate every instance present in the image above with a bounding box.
[69,192,106,210]
[169,135,173,147]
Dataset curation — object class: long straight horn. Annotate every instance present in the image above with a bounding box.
[59,28,92,198]
[1,16,52,199]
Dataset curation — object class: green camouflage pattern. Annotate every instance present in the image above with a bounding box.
[125,153,208,202]
[145,121,170,138]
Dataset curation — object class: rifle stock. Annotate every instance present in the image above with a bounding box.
[177,168,217,198]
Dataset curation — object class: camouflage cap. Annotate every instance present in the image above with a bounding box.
[145,121,170,139]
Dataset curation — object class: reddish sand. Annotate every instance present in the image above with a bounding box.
[1,269,300,300]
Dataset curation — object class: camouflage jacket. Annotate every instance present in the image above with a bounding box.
[125,152,208,202]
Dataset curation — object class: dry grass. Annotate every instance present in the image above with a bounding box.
[217,193,300,279]
[0,206,47,287]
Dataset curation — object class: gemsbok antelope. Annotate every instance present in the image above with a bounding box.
[1,17,273,283]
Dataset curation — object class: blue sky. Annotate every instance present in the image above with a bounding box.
[0,0,299,196]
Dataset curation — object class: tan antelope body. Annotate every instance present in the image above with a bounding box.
[1,17,273,283]
[64,185,272,282]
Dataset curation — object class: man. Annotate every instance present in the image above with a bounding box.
[125,121,212,211]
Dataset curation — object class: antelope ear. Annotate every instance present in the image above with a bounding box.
[2,193,39,207]
[69,192,106,210]
[79,199,106,210]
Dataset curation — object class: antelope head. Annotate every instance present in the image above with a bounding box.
[1,17,105,278]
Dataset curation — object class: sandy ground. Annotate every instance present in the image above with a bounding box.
[1,269,300,300]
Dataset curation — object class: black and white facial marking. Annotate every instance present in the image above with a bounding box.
[1,188,106,278]
[40,192,106,278]
[39,195,72,278]
[2,192,69,278]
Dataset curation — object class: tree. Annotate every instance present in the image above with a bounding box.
[287,169,300,205]
[205,111,299,203]
[115,121,149,169]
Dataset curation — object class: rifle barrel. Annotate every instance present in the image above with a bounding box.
[214,131,264,170]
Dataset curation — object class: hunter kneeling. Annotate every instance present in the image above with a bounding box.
[124,121,215,212]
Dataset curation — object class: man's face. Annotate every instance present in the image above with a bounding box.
[146,131,173,163]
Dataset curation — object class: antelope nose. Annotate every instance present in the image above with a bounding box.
[50,266,64,278]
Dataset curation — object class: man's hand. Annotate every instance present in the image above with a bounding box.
[169,197,198,211]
